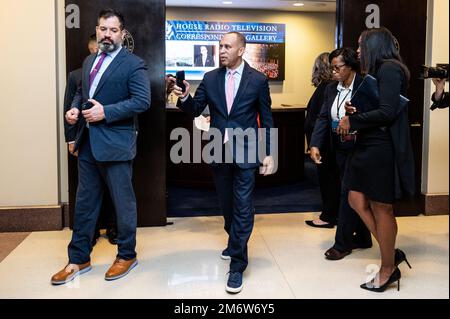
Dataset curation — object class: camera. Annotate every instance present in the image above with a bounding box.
[420,63,449,80]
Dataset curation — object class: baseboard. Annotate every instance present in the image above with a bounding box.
[0,206,64,232]
[424,194,449,215]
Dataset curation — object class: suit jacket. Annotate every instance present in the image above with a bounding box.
[349,62,415,199]
[63,68,82,143]
[71,48,151,162]
[177,61,274,169]
[194,54,214,67]
[304,80,330,147]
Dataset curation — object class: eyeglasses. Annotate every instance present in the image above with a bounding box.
[331,64,347,72]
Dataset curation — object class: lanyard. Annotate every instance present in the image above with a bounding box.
[336,88,351,120]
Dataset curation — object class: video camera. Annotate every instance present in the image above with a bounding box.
[420,63,449,80]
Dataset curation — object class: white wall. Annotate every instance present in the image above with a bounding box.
[0,0,60,207]
[166,8,336,108]
[422,0,449,195]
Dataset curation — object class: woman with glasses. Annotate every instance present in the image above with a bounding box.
[337,27,414,292]
[309,47,373,260]
[304,52,340,229]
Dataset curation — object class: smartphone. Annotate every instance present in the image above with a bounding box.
[176,70,186,93]
[81,101,94,110]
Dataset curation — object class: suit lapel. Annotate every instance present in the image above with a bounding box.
[229,61,251,116]
[92,48,127,98]
[83,54,97,97]
[217,67,227,116]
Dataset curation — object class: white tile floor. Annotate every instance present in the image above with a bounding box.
[0,213,448,299]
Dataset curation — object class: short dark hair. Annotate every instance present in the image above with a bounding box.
[329,47,359,71]
[225,31,246,47]
[98,8,125,30]
[359,27,410,81]
[88,33,97,43]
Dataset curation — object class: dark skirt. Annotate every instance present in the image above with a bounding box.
[347,140,395,204]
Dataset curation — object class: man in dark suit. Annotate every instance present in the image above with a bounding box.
[194,45,215,67]
[172,32,274,294]
[52,9,150,285]
[64,34,118,247]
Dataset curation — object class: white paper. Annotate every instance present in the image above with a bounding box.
[194,115,210,132]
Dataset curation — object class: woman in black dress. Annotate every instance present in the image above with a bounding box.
[304,52,340,228]
[337,27,415,292]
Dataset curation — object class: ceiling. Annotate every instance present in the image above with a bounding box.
[166,0,336,12]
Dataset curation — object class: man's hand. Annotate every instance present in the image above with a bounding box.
[432,78,446,100]
[171,77,191,98]
[337,116,350,136]
[344,101,357,114]
[82,99,105,123]
[65,107,80,125]
[309,147,322,164]
[260,155,275,176]
[68,143,78,157]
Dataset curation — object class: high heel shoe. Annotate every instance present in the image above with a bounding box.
[360,267,401,292]
[395,248,412,268]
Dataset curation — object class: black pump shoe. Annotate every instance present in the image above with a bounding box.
[360,268,401,292]
[395,248,412,268]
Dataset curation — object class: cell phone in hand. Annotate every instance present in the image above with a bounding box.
[176,70,186,93]
[81,101,94,110]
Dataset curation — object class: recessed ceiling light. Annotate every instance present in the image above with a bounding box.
[222,1,233,4]
[293,2,305,6]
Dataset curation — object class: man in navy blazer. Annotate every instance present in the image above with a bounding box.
[172,32,275,294]
[52,9,150,285]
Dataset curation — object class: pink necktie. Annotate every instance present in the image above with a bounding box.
[89,52,107,88]
[224,70,235,143]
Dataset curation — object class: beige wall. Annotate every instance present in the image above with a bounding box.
[0,0,60,207]
[166,8,336,107]
[422,0,449,195]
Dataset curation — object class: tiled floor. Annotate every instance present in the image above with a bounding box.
[0,213,448,299]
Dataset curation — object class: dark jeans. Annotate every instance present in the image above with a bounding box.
[211,163,257,273]
[332,137,372,252]
[68,134,137,264]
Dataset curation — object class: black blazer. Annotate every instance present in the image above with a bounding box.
[304,81,330,147]
[349,62,415,199]
[63,68,82,142]
[310,74,377,153]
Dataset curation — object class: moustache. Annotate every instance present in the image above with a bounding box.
[100,38,113,44]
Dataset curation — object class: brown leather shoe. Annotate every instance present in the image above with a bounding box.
[51,262,91,285]
[105,258,138,281]
[324,248,351,260]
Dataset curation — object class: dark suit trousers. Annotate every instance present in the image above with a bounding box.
[211,163,257,273]
[68,132,137,264]
[316,151,340,224]
[332,141,372,252]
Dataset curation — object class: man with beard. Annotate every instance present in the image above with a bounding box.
[51,8,150,284]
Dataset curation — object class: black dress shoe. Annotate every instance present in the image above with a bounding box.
[305,220,335,228]
[360,268,401,292]
[395,248,412,268]
[324,248,351,260]
[106,228,118,245]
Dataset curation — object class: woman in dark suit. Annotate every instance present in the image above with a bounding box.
[338,27,414,292]
[310,48,372,259]
[304,52,340,228]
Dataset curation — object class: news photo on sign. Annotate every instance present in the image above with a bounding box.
[166,20,286,81]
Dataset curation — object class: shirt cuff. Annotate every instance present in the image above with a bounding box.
[68,141,75,145]
[180,95,189,103]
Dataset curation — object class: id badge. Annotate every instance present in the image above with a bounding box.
[331,119,339,131]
